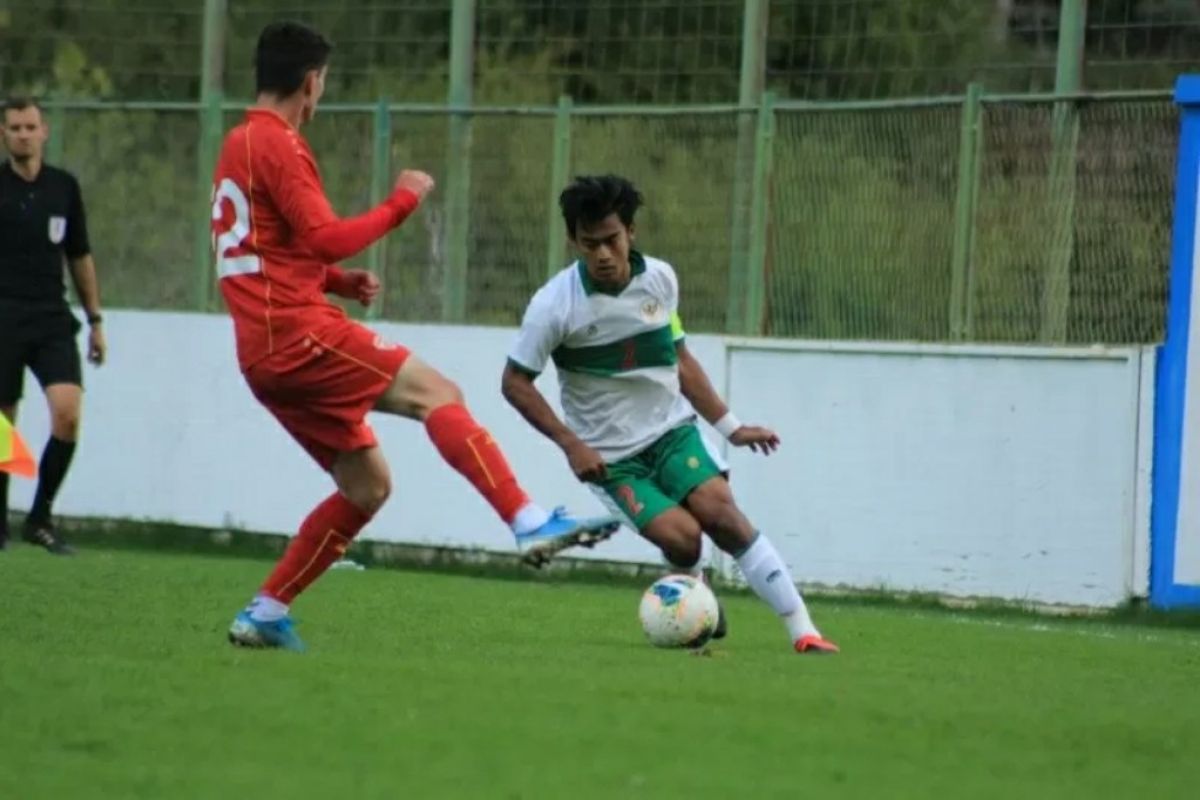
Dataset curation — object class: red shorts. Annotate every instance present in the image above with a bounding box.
[244,321,411,471]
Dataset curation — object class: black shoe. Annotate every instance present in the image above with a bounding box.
[712,600,728,640]
[23,521,74,555]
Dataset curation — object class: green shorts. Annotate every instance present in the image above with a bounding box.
[593,424,726,530]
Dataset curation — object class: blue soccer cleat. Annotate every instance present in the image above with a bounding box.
[516,506,620,568]
[227,610,306,652]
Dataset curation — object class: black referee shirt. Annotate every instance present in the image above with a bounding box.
[0,160,90,311]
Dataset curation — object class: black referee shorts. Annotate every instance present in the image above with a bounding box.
[0,310,83,405]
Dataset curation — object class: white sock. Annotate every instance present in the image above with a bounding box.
[249,594,288,622]
[510,502,552,536]
[735,533,819,641]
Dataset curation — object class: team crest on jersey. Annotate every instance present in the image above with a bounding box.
[48,216,67,245]
[641,300,661,320]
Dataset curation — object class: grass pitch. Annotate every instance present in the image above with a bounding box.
[1,545,1197,799]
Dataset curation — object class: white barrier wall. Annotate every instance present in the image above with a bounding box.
[723,340,1152,607]
[10,311,1152,607]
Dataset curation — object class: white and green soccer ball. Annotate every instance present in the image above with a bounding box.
[638,574,720,648]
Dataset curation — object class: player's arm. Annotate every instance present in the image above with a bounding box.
[676,339,728,423]
[303,170,429,262]
[64,178,105,365]
[675,324,779,455]
[502,295,607,481]
[666,308,726,420]
[501,363,607,482]
[67,254,102,325]
[267,140,432,263]
[501,363,581,452]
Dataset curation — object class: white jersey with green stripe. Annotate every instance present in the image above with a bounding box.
[508,251,695,462]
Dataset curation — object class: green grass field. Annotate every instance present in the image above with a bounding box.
[1,545,1198,799]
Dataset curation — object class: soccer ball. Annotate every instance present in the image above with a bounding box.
[638,574,720,648]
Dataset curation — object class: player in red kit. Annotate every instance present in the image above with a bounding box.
[213,22,617,652]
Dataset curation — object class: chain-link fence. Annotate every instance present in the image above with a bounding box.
[41,94,1173,344]
[476,0,746,104]
[5,1,1200,104]
[1087,0,1200,91]
[1,1,1184,344]
[971,97,1174,343]
[0,1,202,100]
[224,2,451,103]
[51,106,200,309]
[568,111,742,331]
[767,103,961,340]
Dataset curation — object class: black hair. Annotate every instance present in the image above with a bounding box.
[255,21,333,97]
[3,96,42,116]
[559,174,643,237]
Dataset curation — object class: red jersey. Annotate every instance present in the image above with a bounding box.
[210,109,417,368]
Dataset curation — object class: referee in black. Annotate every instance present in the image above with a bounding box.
[0,97,106,554]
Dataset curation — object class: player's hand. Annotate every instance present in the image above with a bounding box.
[395,170,435,202]
[339,269,381,307]
[564,440,607,483]
[729,425,779,455]
[87,325,107,366]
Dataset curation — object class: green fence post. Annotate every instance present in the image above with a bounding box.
[193,90,224,313]
[544,95,573,281]
[727,0,769,334]
[744,91,776,337]
[950,82,984,341]
[367,97,391,321]
[193,0,226,312]
[46,103,66,166]
[442,0,475,323]
[1041,0,1086,342]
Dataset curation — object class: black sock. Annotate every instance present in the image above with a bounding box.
[0,471,9,541]
[27,437,76,527]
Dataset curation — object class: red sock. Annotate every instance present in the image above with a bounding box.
[425,403,530,524]
[260,493,372,604]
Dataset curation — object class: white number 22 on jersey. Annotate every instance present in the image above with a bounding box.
[211,178,262,278]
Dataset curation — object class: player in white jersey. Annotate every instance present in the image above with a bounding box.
[502,175,838,654]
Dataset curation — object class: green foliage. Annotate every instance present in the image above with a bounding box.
[6,1,1200,105]
[0,2,1184,341]
[767,0,1053,99]
[42,96,1176,342]
[970,100,1173,343]
[59,110,198,310]
[569,114,741,332]
[767,107,960,340]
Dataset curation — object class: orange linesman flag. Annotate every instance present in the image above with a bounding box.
[0,414,36,478]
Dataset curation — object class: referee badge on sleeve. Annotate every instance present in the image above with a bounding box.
[48,216,67,244]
